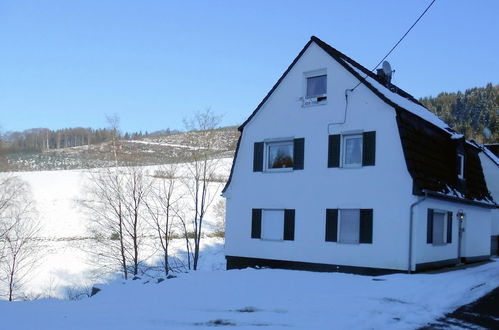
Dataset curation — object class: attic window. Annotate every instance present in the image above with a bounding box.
[303,70,327,106]
[457,154,465,179]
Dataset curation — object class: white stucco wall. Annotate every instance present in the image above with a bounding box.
[412,199,491,270]
[224,42,417,271]
[478,152,499,235]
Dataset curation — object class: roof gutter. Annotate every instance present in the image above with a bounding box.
[421,190,497,209]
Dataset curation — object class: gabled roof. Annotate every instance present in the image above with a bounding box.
[239,36,461,138]
[223,37,494,204]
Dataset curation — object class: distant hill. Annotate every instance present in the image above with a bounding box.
[419,83,498,143]
[2,126,240,171]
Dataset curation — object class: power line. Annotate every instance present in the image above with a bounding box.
[350,0,437,91]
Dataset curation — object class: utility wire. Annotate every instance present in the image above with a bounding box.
[350,0,437,91]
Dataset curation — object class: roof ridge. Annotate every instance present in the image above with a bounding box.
[310,36,423,106]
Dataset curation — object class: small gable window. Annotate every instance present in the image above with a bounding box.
[303,70,327,106]
[457,153,465,179]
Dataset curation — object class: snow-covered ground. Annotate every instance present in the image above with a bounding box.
[2,259,499,329]
[2,159,499,329]
[0,159,231,299]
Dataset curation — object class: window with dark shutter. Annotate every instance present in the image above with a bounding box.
[447,211,453,243]
[325,209,338,242]
[359,209,373,244]
[328,135,340,168]
[283,209,295,240]
[427,209,434,244]
[251,209,262,239]
[293,138,304,170]
[362,131,376,166]
[253,142,264,172]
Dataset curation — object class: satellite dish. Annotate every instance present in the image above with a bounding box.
[483,127,492,139]
[382,61,393,82]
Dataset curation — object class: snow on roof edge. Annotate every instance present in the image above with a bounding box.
[343,62,463,139]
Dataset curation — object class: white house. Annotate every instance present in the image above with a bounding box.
[222,36,496,274]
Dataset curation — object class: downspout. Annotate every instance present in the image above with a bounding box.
[408,191,428,274]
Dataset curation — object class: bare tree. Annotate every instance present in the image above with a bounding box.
[212,199,226,237]
[1,206,40,301]
[0,129,6,171]
[0,176,40,301]
[183,108,224,270]
[106,114,121,166]
[0,176,30,238]
[81,166,152,279]
[81,168,129,279]
[146,164,182,275]
[122,167,152,276]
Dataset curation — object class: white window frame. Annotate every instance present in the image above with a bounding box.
[264,139,294,172]
[432,209,448,246]
[457,154,465,179]
[341,134,363,168]
[338,209,361,244]
[261,209,284,241]
[302,69,327,107]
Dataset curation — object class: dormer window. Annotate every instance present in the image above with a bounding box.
[457,153,465,179]
[303,69,327,106]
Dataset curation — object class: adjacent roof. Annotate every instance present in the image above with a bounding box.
[222,36,494,205]
[470,141,499,167]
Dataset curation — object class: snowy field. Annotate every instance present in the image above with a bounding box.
[1,159,231,299]
[1,259,499,329]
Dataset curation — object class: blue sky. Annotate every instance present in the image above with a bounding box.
[1,0,498,133]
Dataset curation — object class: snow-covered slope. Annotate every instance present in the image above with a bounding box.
[2,259,499,330]
[1,158,232,299]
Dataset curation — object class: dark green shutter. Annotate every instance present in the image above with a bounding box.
[251,209,262,239]
[253,142,264,172]
[328,135,340,168]
[293,138,304,170]
[283,209,295,241]
[427,209,434,244]
[325,209,338,242]
[362,131,376,166]
[447,211,453,243]
[359,209,373,244]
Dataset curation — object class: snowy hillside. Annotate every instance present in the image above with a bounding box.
[5,126,239,171]
[0,158,232,300]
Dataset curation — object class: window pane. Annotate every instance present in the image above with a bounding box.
[306,75,327,98]
[344,136,362,165]
[262,210,284,240]
[268,143,293,169]
[457,154,464,178]
[339,209,360,244]
[433,212,445,244]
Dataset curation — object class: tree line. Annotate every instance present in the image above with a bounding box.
[1,127,171,153]
[420,83,498,143]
